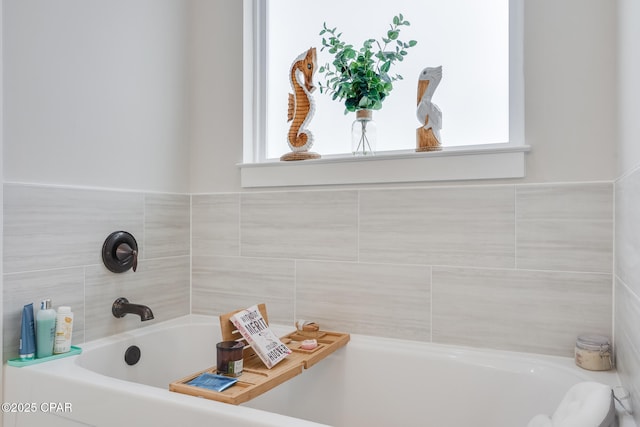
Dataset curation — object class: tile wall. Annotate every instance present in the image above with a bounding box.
[2,181,614,361]
[2,184,191,360]
[192,182,614,357]
[615,168,640,421]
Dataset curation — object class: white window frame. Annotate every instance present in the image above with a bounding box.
[240,0,528,188]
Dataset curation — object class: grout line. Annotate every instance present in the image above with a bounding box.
[429,266,433,343]
[2,180,187,195]
[293,259,298,323]
[142,194,147,260]
[617,275,640,304]
[82,266,87,344]
[189,194,193,315]
[356,191,360,263]
[238,194,242,257]
[2,257,613,277]
[3,265,91,276]
[514,185,518,270]
[615,161,640,183]
[611,182,617,350]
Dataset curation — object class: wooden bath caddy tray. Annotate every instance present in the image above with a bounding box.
[169,304,349,405]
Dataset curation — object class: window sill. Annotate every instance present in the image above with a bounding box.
[238,143,530,188]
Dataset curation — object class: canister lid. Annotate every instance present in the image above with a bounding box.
[576,334,610,351]
[216,340,244,350]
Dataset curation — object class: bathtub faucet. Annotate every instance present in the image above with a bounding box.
[112,297,154,321]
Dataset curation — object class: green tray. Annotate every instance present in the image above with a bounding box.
[6,346,82,367]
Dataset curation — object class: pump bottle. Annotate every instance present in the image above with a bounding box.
[36,299,57,358]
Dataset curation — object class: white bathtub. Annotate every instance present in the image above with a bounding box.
[3,315,636,427]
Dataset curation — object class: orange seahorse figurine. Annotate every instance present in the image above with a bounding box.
[281,47,321,161]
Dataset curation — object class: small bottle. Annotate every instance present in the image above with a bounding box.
[53,306,74,354]
[36,299,57,358]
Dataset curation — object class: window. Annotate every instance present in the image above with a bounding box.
[241,0,527,187]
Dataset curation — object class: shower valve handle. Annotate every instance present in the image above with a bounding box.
[115,243,138,272]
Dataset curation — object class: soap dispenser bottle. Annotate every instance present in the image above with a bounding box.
[36,299,56,358]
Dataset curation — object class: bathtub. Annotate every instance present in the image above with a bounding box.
[3,315,636,427]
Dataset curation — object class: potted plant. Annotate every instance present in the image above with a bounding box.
[318,14,417,155]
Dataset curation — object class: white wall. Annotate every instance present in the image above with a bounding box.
[189,0,617,193]
[615,0,640,423]
[188,0,244,194]
[1,0,4,410]
[3,0,619,194]
[617,0,640,175]
[3,0,190,193]
[523,0,616,184]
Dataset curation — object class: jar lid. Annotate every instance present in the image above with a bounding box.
[217,340,244,350]
[576,334,610,351]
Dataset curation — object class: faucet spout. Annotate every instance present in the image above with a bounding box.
[112,297,154,321]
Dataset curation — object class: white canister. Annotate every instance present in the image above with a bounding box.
[575,335,612,371]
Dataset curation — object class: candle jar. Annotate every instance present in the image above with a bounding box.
[575,335,613,371]
[216,341,244,377]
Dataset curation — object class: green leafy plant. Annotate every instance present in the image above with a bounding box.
[318,14,417,113]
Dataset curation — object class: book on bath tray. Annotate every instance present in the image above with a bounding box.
[230,305,291,369]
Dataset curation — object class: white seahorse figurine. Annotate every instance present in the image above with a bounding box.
[416,66,443,151]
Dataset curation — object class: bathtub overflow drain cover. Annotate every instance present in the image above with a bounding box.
[125,345,141,366]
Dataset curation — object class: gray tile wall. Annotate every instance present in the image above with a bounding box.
[432,267,611,354]
[615,169,640,425]
[296,260,431,341]
[240,191,358,261]
[359,186,515,267]
[193,182,614,357]
[516,183,613,272]
[192,255,294,324]
[3,181,614,360]
[2,184,191,360]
